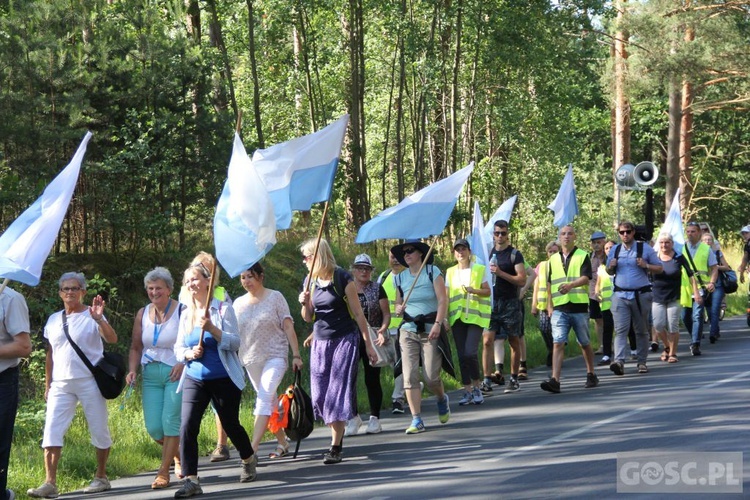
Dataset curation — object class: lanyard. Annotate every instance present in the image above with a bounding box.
[152,299,173,346]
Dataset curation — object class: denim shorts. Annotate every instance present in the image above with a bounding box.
[550,310,591,346]
[488,297,522,339]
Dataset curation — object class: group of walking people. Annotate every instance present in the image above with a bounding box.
[4,219,743,500]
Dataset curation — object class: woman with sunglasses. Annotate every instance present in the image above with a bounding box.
[173,259,256,498]
[28,273,117,499]
[298,239,377,464]
[531,240,561,368]
[343,254,390,436]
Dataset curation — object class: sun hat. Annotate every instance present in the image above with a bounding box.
[590,231,606,241]
[353,253,374,268]
[390,239,433,267]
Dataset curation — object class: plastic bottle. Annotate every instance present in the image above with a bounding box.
[490,254,497,286]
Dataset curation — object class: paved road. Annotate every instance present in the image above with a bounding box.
[77,316,749,499]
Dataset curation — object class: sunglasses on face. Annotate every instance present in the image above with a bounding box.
[619,229,633,235]
[60,287,82,293]
[403,247,417,254]
[494,231,508,236]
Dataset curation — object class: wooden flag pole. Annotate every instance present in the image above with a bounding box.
[400,238,436,310]
[305,201,331,291]
[0,278,9,296]
[199,261,219,348]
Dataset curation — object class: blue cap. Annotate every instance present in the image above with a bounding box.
[590,231,606,241]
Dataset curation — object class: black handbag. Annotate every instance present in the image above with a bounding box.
[62,311,126,399]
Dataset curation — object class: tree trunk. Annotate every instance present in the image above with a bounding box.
[246,0,264,148]
[679,26,696,213]
[450,0,463,174]
[206,0,237,116]
[613,0,630,222]
[666,79,681,211]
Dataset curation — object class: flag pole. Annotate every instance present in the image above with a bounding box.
[0,278,9,296]
[305,201,331,291]
[400,238,436,309]
[200,261,219,348]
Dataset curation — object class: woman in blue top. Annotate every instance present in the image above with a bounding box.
[298,238,376,465]
[173,259,256,498]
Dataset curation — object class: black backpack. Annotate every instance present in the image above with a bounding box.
[285,369,315,458]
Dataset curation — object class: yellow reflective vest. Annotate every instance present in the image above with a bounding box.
[597,264,612,311]
[536,260,550,310]
[681,244,710,306]
[549,249,589,307]
[446,264,491,329]
[378,270,402,329]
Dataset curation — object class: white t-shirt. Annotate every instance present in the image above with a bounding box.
[45,309,106,381]
[0,288,30,373]
[234,290,292,367]
[140,302,180,366]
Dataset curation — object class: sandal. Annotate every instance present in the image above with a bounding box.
[518,367,528,381]
[269,441,290,459]
[660,348,670,362]
[173,457,183,479]
[668,355,679,363]
[151,475,170,490]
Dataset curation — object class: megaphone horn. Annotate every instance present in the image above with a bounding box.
[634,161,658,187]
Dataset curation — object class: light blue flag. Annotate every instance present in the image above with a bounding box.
[253,115,349,229]
[0,132,91,286]
[483,195,517,245]
[655,189,685,254]
[356,163,474,243]
[547,164,578,227]
[214,133,277,278]
[470,200,494,302]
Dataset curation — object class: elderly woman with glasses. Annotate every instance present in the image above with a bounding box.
[298,239,376,464]
[126,267,183,490]
[27,273,117,499]
[343,254,390,437]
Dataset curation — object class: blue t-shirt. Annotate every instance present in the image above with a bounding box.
[310,269,357,340]
[184,326,229,381]
[607,242,662,299]
[397,265,443,332]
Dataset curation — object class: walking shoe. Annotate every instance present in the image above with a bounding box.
[637,364,649,374]
[209,444,230,462]
[27,483,59,499]
[83,477,111,494]
[540,377,561,393]
[437,394,451,424]
[323,447,342,464]
[597,355,611,366]
[391,399,405,414]
[174,478,202,498]
[366,416,382,434]
[490,371,506,386]
[239,454,257,483]
[518,367,528,381]
[709,335,717,344]
[7,489,15,500]
[504,378,520,393]
[458,390,474,406]
[344,414,363,436]
[585,372,599,388]
[472,387,484,405]
[594,347,603,355]
[610,361,625,376]
[650,342,659,352]
[405,416,426,434]
[480,380,493,394]
[690,343,702,356]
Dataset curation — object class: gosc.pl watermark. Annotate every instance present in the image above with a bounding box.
[617,452,742,493]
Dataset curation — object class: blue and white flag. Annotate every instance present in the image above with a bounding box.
[356,163,474,243]
[253,115,349,229]
[214,133,277,278]
[483,195,517,244]
[547,164,578,227]
[656,189,685,254]
[0,132,91,286]
[470,200,494,302]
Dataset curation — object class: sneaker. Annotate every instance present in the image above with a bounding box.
[480,380,493,394]
[610,361,625,376]
[344,414,363,437]
[637,364,649,374]
[650,342,659,352]
[504,378,520,393]
[391,399,405,414]
[690,343,702,356]
[7,489,15,500]
[239,454,257,483]
[437,394,451,424]
[27,483,59,499]
[405,416,426,434]
[597,355,611,366]
[458,390,474,406]
[540,377,561,393]
[472,387,484,405]
[585,372,599,388]
[323,448,342,464]
[209,444,230,462]
[709,335,717,344]
[174,478,202,498]
[366,416,382,434]
[83,477,111,494]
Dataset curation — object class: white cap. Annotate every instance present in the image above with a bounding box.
[353,253,374,268]
[741,225,750,234]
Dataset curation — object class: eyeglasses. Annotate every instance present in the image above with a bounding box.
[686,222,700,227]
[494,231,508,236]
[619,229,633,235]
[402,247,417,254]
[302,254,312,261]
[353,266,372,272]
[60,287,82,293]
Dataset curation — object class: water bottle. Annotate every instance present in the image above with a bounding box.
[490,254,497,286]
